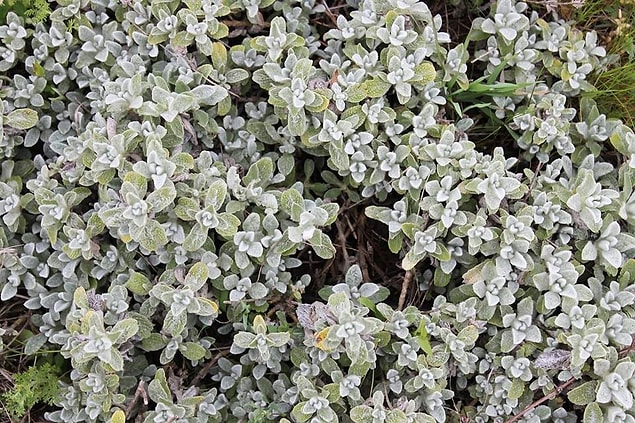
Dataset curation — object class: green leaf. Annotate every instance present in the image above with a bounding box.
[309,231,336,259]
[190,85,228,106]
[171,31,192,48]
[196,298,219,317]
[290,348,308,368]
[98,207,126,227]
[500,331,516,353]
[85,213,105,238]
[206,179,227,209]
[287,107,307,137]
[567,381,597,406]
[134,219,168,252]
[433,267,452,287]
[211,42,228,69]
[122,171,148,197]
[217,94,231,115]
[610,130,629,155]
[163,309,188,336]
[349,354,372,378]
[350,405,372,423]
[291,403,313,423]
[104,349,125,372]
[386,410,408,423]
[110,410,126,423]
[24,333,47,355]
[184,262,209,290]
[6,109,38,130]
[243,157,274,186]
[415,62,437,83]
[147,29,169,45]
[97,168,117,185]
[111,319,139,344]
[174,198,198,221]
[457,325,479,346]
[172,152,195,170]
[278,153,295,176]
[402,248,425,271]
[328,291,351,315]
[305,93,330,113]
[141,333,167,351]
[346,84,367,103]
[215,212,240,238]
[433,244,451,262]
[388,234,403,254]
[401,222,417,239]
[427,345,450,366]
[233,332,256,349]
[180,342,207,360]
[128,312,153,339]
[246,121,273,144]
[184,224,209,251]
[226,68,250,84]
[33,61,46,77]
[148,369,171,404]
[414,320,433,355]
[318,384,337,404]
[268,332,291,347]
[273,232,298,255]
[291,58,313,80]
[126,271,153,295]
[364,78,391,98]
[364,206,389,222]
[346,333,363,363]
[329,140,350,171]
[73,286,89,310]
[280,188,305,221]
[321,203,339,225]
[619,258,635,288]
[146,186,176,213]
[341,105,366,129]
[508,378,525,400]
[359,297,380,317]
[583,402,603,423]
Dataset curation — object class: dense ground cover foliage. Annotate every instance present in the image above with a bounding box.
[1,0,635,422]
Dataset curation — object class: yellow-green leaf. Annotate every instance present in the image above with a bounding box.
[126,271,152,295]
[211,42,228,69]
[416,62,437,84]
[110,410,125,423]
[457,325,479,346]
[415,320,433,355]
[583,402,603,423]
[508,378,525,400]
[6,109,38,130]
[180,342,207,360]
[74,286,89,310]
[568,381,597,406]
[184,262,209,290]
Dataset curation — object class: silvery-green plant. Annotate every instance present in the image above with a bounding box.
[1,0,635,422]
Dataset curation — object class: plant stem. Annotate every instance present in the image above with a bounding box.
[398,270,414,311]
[504,377,577,423]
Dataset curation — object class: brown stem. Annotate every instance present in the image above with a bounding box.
[124,380,148,417]
[398,270,414,311]
[319,0,340,26]
[223,19,270,28]
[190,350,230,386]
[504,377,577,423]
[619,336,635,358]
[335,218,351,268]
